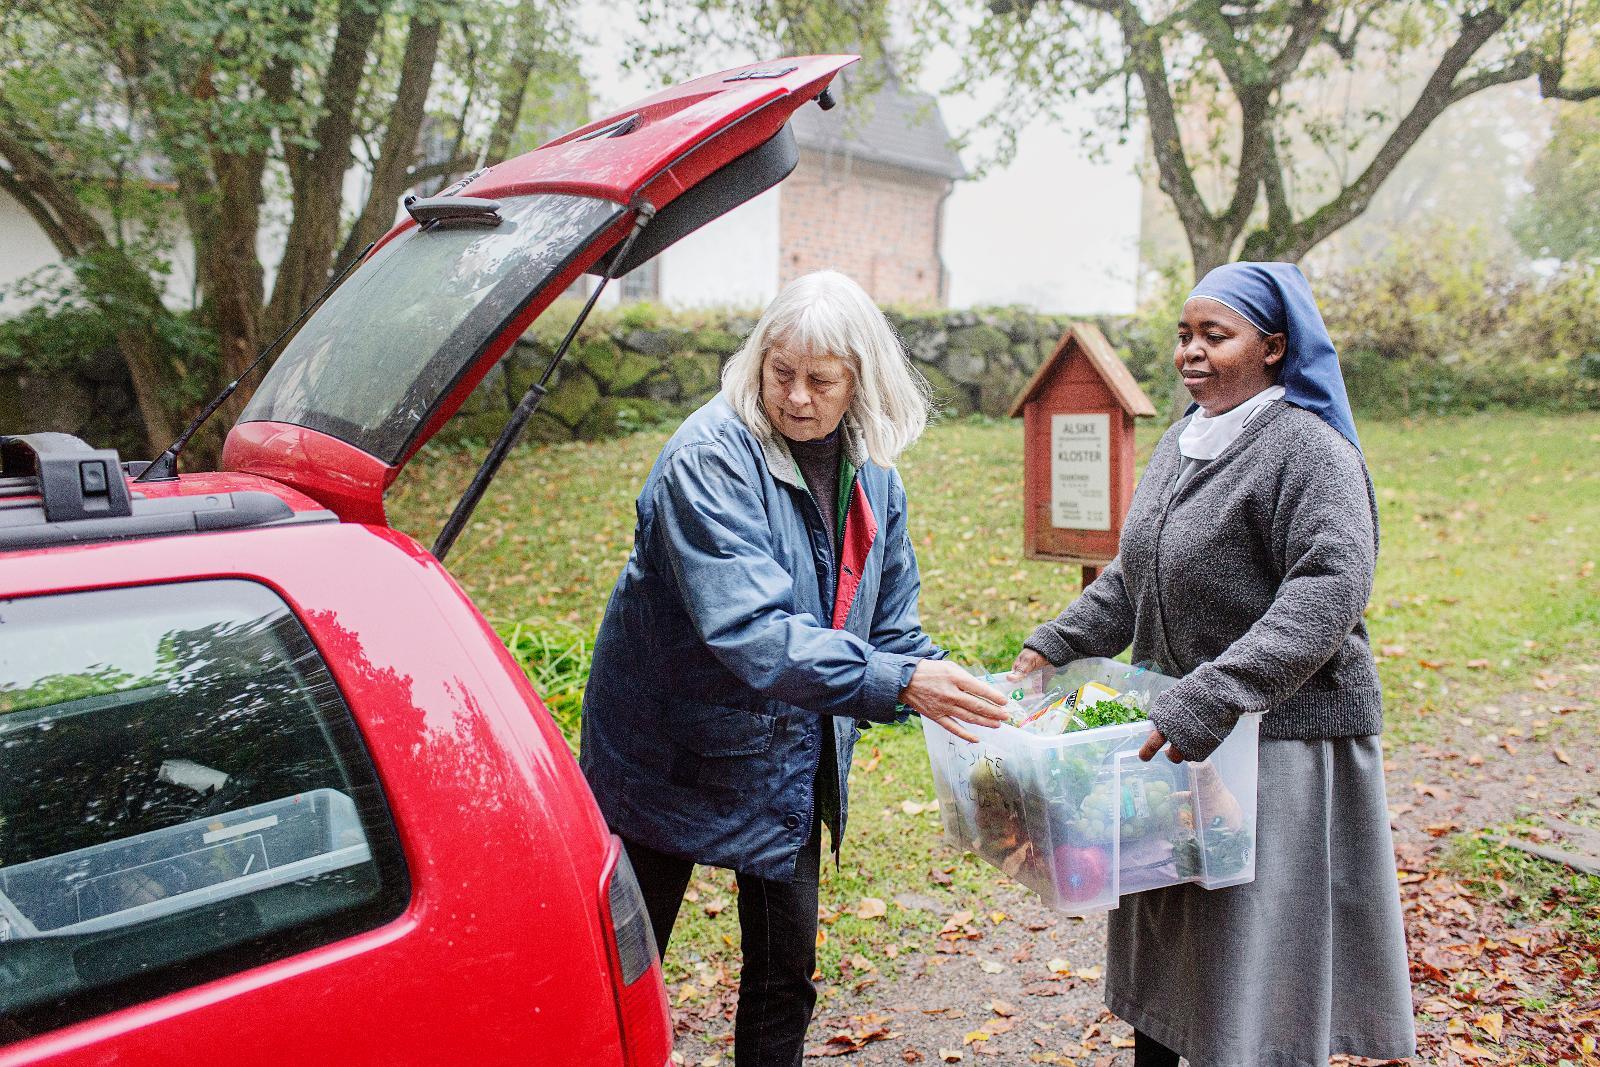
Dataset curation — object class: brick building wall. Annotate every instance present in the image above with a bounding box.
[778,149,951,306]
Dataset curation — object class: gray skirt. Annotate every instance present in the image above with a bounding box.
[1105,736,1416,1067]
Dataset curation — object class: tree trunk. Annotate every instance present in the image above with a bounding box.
[262,0,384,340]
[335,12,443,272]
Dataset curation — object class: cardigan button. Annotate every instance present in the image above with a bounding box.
[784,813,801,830]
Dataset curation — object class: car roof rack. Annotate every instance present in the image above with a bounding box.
[0,433,133,522]
[0,433,336,552]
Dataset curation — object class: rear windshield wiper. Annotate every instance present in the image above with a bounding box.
[403,195,503,229]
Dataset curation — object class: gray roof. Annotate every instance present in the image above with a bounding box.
[789,70,966,181]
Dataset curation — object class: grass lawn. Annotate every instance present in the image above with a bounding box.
[388,411,1599,986]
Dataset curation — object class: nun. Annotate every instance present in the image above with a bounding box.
[1014,262,1416,1066]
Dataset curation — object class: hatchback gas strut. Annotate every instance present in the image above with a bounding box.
[431,199,656,562]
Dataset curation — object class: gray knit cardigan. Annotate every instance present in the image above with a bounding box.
[1024,401,1383,761]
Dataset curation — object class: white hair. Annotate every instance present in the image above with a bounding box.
[721,271,932,467]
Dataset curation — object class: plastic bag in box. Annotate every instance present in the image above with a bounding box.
[922,658,1261,914]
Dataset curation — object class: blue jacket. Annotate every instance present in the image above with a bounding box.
[579,395,940,881]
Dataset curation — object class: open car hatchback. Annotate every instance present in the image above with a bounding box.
[0,54,855,1067]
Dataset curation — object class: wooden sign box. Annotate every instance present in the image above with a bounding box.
[1009,323,1156,571]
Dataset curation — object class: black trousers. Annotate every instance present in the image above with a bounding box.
[1134,1028,1181,1066]
[623,827,823,1067]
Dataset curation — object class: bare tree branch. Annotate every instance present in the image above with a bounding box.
[1266,0,1329,85]
[1261,0,1527,258]
[1111,0,1225,264]
[1538,58,1600,101]
[1451,52,1537,103]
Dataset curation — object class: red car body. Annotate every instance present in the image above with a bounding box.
[0,54,855,1065]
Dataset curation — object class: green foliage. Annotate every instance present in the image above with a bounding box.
[1070,699,1145,731]
[498,618,592,747]
[1319,227,1600,415]
[0,264,219,407]
[1113,258,1188,396]
[1515,88,1600,262]
[617,301,665,331]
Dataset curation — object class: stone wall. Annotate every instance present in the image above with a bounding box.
[446,305,1091,445]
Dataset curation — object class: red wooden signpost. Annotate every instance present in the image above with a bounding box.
[1009,323,1157,588]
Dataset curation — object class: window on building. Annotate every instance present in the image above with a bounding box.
[0,580,409,1040]
[619,257,661,302]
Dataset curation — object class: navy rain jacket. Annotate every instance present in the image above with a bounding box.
[579,394,941,882]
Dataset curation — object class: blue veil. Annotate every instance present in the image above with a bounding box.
[1187,261,1361,452]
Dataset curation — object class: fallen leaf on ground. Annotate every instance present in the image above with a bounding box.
[857,898,888,920]
[1472,1013,1502,1042]
[1047,958,1072,976]
[990,1000,1017,1017]
[989,911,1008,925]
[941,910,975,934]
[938,1051,962,1063]
[1449,1039,1494,1061]
[1553,747,1571,765]
[979,960,1006,974]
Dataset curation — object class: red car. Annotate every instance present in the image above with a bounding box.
[0,55,854,1065]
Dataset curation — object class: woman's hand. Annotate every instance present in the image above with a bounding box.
[901,660,1010,743]
[1009,647,1051,679]
[1138,728,1186,763]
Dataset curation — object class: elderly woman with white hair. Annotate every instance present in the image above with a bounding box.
[581,270,1007,1066]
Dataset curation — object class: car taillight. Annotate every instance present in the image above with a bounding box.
[600,836,672,1066]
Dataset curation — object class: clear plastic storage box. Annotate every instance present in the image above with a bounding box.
[921,658,1261,914]
[0,788,371,938]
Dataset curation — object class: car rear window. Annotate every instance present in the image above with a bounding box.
[238,193,624,465]
[0,580,409,1042]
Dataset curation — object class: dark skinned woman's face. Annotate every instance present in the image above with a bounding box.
[1174,298,1287,415]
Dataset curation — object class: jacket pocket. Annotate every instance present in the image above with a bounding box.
[670,700,779,758]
